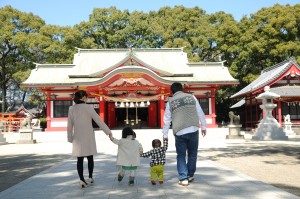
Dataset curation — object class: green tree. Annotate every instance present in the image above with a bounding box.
[150,6,240,63]
[38,25,82,63]
[153,6,209,60]
[76,7,130,48]
[0,6,45,112]
[208,11,241,66]
[231,4,300,89]
[123,11,162,48]
[0,6,86,112]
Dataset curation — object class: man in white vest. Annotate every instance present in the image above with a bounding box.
[162,82,207,186]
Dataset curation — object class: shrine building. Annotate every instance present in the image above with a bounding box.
[231,57,300,130]
[21,48,238,131]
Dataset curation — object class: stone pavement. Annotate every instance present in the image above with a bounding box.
[0,129,299,199]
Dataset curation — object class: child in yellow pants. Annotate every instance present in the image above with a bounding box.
[151,165,164,182]
[141,139,168,185]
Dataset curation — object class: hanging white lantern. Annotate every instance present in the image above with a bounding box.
[140,101,145,107]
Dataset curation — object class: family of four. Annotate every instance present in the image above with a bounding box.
[67,82,206,188]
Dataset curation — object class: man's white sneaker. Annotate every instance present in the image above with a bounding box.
[178,179,189,186]
[188,176,195,182]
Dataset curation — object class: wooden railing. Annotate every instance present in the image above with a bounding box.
[0,118,42,132]
[0,118,22,132]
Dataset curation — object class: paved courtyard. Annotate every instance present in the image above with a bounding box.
[0,129,299,199]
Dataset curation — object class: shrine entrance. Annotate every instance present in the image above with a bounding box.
[115,107,148,129]
[106,100,159,129]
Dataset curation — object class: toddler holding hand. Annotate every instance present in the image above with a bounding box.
[141,138,168,185]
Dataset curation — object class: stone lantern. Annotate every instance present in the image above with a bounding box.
[252,86,288,140]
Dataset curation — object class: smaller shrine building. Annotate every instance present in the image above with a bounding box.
[231,57,300,130]
[0,106,35,132]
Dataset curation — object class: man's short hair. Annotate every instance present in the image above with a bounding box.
[170,82,183,94]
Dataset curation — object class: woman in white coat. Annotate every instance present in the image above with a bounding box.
[67,90,112,188]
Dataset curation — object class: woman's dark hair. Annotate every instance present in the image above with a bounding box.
[170,82,183,94]
[73,90,88,104]
[152,139,161,148]
[122,126,135,139]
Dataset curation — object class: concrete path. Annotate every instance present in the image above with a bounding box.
[0,129,299,199]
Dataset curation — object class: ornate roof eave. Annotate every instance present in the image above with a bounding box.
[162,80,239,86]
[68,58,175,79]
[71,66,239,87]
[34,63,75,69]
[161,74,193,77]
[69,73,194,78]
[232,85,269,99]
[231,58,300,99]
[186,80,239,84]
[21,83,77,87]
[73,66,175,86]
[187,61,226,67]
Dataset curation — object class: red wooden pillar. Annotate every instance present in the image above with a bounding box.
[99,96,105,121]
[250,95,253,128]
[107,102,116,128]
[255,98,259,123]
[46,92,51,130]
[159,95,165,128]
[277,100,282,126]
[245,96,248,129]
[148,102,157,127]
[8,116,13,132]
[211,89,217,127]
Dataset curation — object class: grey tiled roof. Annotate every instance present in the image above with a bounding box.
[230,98,245,108]
[231,58,300,98]
[271,85,300,97]
[22,48,238,87]
[230,86,300,109]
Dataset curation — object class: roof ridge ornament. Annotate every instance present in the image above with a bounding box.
[130,46,134,65]
[130,46,133,53]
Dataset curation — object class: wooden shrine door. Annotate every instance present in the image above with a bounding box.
[147,102,157,127]
[107,103,116,128]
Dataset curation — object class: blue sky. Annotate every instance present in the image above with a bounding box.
[1,0,299,26]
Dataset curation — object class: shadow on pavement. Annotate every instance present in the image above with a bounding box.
[0,153,70,192]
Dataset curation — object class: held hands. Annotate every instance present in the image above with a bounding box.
[67,136,73,143]
[108,133,113,141]
[201,129,206,137]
